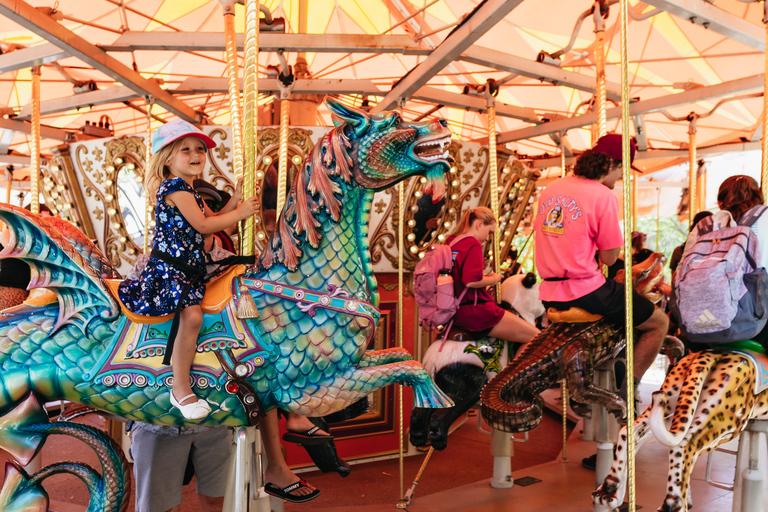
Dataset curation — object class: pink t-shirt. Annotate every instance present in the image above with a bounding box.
[534,175,623,302]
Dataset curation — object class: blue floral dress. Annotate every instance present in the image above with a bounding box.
[119,177,206,315]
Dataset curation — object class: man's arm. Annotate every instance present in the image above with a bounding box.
[598,247,620,266]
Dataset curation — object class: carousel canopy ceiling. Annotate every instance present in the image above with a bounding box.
[0,0,766,181]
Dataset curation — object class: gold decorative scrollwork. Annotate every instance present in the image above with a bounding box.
[252,127,314,253]
[43,146,94,238]
[101,136,148,269]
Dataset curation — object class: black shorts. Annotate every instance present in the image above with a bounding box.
[543,278,656,327]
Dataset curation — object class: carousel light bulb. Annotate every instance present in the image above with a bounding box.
[119,236,126,243]
[407,234,415,241]
[127,163,135,170]
[418,252,425,258]
[443,222,451,228]
[420,177,427,183]
[451,180,458,187]
[409,246,417,253]
[106,195,113,201]
[450,194,458,200]
[414,191,422,198]
[107,166,115,172]
[112,223,121,230]
[448,208,456,214]
[293,156,302,164]
[450,166,456,173]
[437,234,445,241]
[407,220,416,227]
[254,218,260,224]
[106,180,113,186]
[264,157,272,164]
[149,221,156,228]
[257,232,265,239]
[108,208,117,215]
[115,157,123,165]
[410,205,418,212]
[57,185,65,191]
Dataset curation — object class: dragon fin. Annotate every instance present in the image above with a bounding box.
[0,394,49,466]
[0,204,120,331]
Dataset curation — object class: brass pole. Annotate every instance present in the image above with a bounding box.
[144,96,154,253]
[560,133,567,178]
[561,378,568,463]
[619,1,636,510]
[762,6,768,201]
[221,0,244,185]
[688,114,698,228]
[397,99,406,504]
[486,86,501,301]
[30,66,41,215]
[276,94,290,216]
[594,3,607,138]
[241,0,259,256]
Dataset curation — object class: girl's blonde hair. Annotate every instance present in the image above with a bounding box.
[451,206,496,236]
[143,138,190,205]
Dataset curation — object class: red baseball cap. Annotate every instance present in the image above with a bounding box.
[592,133,642,172]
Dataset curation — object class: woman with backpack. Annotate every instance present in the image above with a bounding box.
[445,207,540,345]
[677,174,768,346]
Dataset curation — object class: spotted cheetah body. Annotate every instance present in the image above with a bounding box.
[593,350,768,512]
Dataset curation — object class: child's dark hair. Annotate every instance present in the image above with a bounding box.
[717,175,762,221]
[573,150,617,180]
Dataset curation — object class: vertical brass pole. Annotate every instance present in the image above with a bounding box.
[487,88,501,301]
[144,96,154,253]
[397,99,406,504]
[619,1,636,510]
[762,8,768,201]
[30,66,41,215]
[560,133,567,178]
[561,379,568,463]
[688,115,698,228]
[594,2,607,138]
[241,0,259,256]
[632,172,638,232]
[655,188,661,252]
[276,95,290,216]
[222,0,244,185]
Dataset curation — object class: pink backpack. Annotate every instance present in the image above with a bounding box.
[413,235,472,338]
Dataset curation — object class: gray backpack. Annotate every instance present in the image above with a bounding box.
[671,205,768,343]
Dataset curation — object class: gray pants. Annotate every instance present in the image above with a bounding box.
[131,423,232,512]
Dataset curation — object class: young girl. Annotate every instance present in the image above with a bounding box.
[446,207,540,346]
[119,119,258,420]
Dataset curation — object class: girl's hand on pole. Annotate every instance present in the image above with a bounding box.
[236,196,259,220]
[233,177,244,203]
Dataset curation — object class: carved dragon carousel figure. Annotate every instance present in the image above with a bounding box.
[0,98,454,511]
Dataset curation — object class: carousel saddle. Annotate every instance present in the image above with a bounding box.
[105,265,246,325]
[546,307,603,323]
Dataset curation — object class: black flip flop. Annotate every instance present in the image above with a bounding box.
[282,425,334,445]
[264,479,320,503]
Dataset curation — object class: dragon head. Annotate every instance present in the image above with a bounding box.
[327,98,452,201]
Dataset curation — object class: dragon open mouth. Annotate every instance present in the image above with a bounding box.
[414,136,452,163]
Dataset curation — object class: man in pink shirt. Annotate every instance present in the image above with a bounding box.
[534,134,667,423]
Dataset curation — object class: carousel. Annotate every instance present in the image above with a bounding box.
[0,1,767,511]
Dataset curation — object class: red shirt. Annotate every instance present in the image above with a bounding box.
[445,235,493,304]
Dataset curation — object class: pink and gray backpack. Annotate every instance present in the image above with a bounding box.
[413,235,472,338]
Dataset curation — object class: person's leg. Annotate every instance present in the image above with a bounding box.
[197,494,224,512]
[261,409,317,498]
[172,305,203,405]
[284,412,330,437]
[131,423,190,512]
[190,426,231,511]
[487,310,540,343]
[633,307,668,379]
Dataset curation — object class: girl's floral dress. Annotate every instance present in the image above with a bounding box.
[119,177,206,315]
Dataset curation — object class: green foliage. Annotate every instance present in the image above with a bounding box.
[636,216,688,279]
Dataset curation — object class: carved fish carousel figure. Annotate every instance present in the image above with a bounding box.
[0,98,454,511]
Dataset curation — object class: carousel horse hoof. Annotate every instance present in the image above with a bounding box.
[170,392,210,420]
[409,407,433,447]
[428,420,448,451]
[302,439,351,477]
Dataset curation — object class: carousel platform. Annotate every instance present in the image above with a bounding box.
[0,382,747,512]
